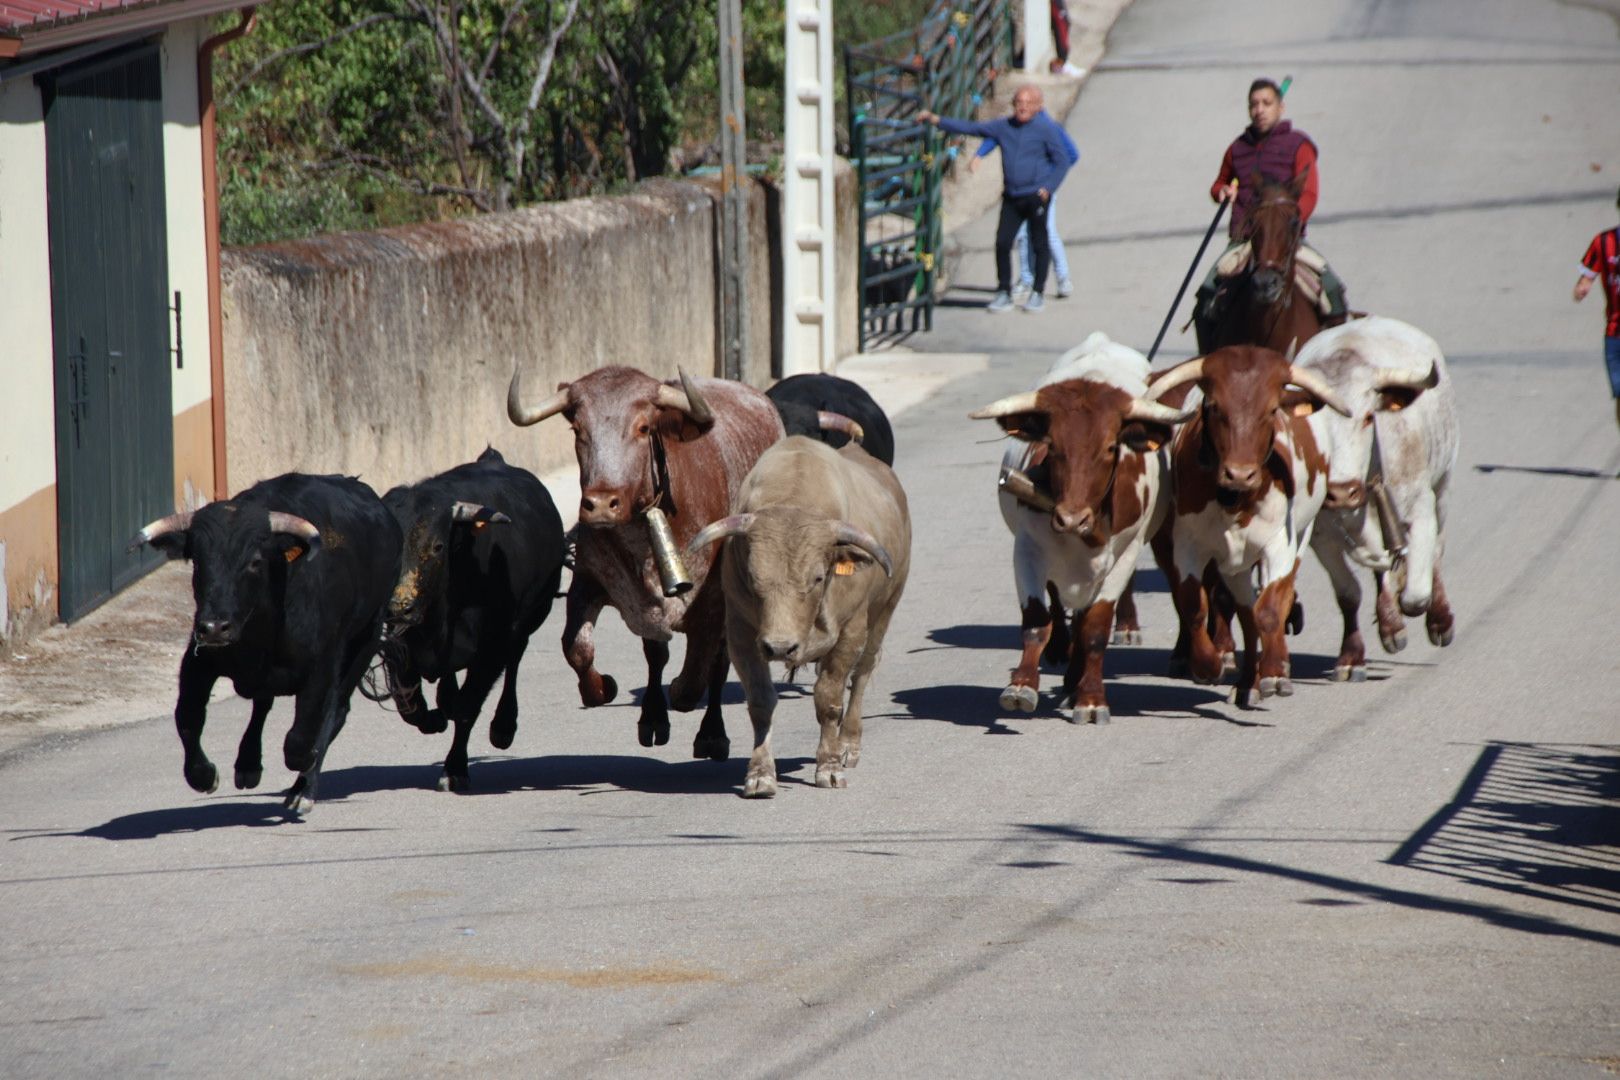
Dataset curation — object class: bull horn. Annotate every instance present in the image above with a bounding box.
[1374,361,1440,391]
[268,512,323,554]
[684,513,755,558]
[656,367,716,425]
[1124,398,1196,425]
[451,501,511,525]
[1286,364,1354,417]
[816,410,865,444]
[508,368,571,427]
[832,522,894,578]
[1144,357,1205,401]
[968,390,1040,420]
[1284,338,1299,363]
[130,510,194,551]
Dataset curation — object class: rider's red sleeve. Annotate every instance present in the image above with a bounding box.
[1295,142,1320,223]
[1211,147,1235,203]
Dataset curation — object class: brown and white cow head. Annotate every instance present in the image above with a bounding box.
[686,508,892,665]
[508,364,714,528]
[970,380,1191,543]
[1148,345,1351,500]
[1299,348,1440,510]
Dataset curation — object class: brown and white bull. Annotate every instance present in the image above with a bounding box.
[1296,316,1458,680]
[1147,345,1352,706]
[686,437,910,797]
[508,364,784,758]
[970,332,1192,724]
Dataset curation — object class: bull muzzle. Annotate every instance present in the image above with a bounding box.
[1324,479,1366,510]
[579,488,634,527]
[645,507,694,597]
[1219,462,1262,493]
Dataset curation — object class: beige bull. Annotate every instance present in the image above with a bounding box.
[687,436,910,797]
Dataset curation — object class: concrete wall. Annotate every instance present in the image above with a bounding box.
[221,163,859,496]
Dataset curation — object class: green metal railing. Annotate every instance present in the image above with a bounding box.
[845,0,1013,350]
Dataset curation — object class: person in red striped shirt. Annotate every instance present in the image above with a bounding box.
[1573,186,1620,432]
[1195,78,1348,345]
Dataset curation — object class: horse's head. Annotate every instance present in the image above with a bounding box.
[1242,169,1309,305]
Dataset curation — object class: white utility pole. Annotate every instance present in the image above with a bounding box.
[781,0,836,376]
[1023,0,1053,72]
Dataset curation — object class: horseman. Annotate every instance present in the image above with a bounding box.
[1194,77,1350,350]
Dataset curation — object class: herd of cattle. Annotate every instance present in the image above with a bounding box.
[132,315,1457,813]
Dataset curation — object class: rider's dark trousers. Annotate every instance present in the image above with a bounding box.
[996,193,1052,295]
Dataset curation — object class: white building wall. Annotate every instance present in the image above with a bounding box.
[160,19,214,420]
[0,76,58,513]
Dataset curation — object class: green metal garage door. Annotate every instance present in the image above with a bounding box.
[43,43,175,621]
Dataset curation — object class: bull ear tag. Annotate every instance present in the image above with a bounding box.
[1290,401,1317,417]
[284,545,305,564]
[833,559,858,576]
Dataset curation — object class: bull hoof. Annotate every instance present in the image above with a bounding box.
[999,684,1039,713]
[581,675,618,708]
[1112,628,1143,646]
[283,782,315,816]
[1380,629,1408,654]
[637,716,671,748]
[1428,623,1455,648]
[1332,665,1367,684]
[814,767,847,789]
[437,773,469,793]
[186,760,220,794]
[405,709,448,735]
[1259,676,1294,699]
[1067,704,1110,726]
[693,733,730,761]
[742,774,777,798]
[234,768,262,790]
[489,712,515,748]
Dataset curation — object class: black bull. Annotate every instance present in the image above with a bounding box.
[135,473,402,815]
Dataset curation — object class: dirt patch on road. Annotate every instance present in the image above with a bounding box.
[0,563,194,756]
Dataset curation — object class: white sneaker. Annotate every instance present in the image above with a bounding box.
[1011,283,1033,305]
[987,291,1014,314]
[1055,278,1074,299]
[1023,293,1045,313]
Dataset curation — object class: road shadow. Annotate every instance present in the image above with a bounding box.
[1475,463,1620,480]
[1021,820,1620,948]
[884,673,1252,730]
[1388,741,1620,918]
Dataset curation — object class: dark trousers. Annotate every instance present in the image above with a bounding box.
[996,193,1051,295]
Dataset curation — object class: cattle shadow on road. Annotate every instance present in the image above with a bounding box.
[1388,741,1620,920]
[35,798,308,840]
[1475,463,1620,480]
[882,674,1250,730]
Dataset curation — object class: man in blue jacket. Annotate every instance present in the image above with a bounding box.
[920,85,1073,313]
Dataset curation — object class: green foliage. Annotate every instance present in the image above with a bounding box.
[214,0,936,245]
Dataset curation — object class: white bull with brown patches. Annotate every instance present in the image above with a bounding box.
[1148,345,1353,707]
[687,437,910,797]
[970,332,1193,724]
[1296,316,1459,680]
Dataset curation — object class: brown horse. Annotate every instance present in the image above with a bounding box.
[1197,173,1327,356]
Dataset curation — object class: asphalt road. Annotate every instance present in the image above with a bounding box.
[4,1,1619,1077]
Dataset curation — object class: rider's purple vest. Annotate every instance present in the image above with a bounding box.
[1227,121,1315,237]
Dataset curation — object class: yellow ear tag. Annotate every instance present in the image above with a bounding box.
[1291,401,1316,417]
[284,546,303,564]
[472,520,487,531]
[833,559,857,576]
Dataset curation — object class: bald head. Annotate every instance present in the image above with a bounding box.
[1012,86,1044,123]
